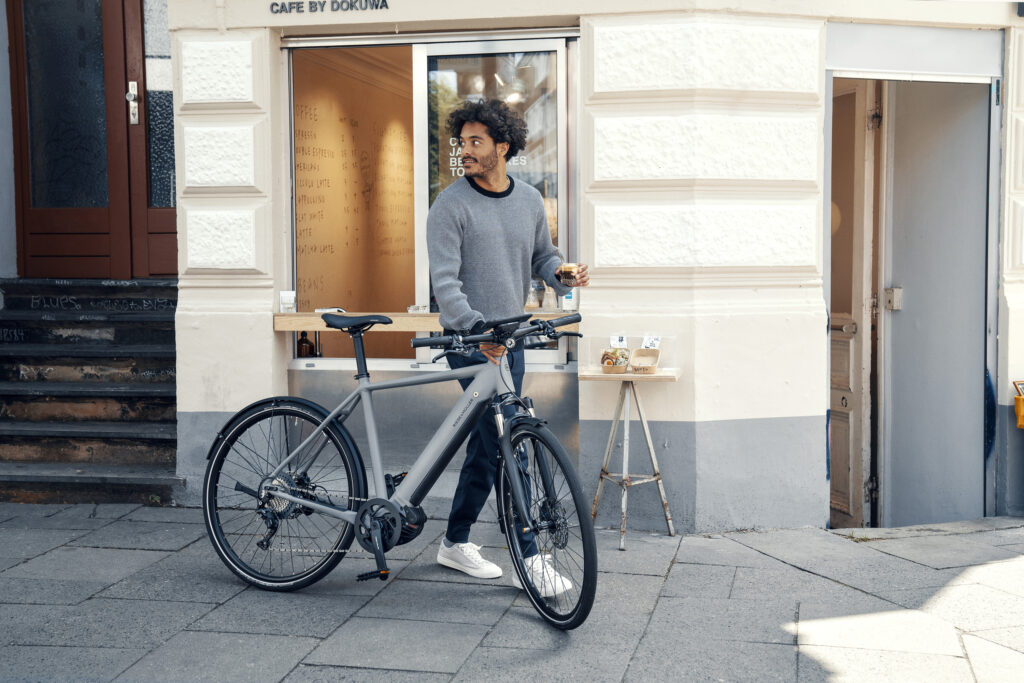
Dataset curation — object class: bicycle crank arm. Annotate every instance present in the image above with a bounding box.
[356,521,391,582]
[262,487,358,524]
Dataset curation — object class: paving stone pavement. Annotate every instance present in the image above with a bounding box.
[1,502,1024,682]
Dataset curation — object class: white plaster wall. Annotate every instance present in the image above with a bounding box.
[579,13,827,530]
[168,0,1020,34]
[0,6,16,278]
[174,28,288,421]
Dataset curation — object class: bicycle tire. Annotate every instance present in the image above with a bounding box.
[203,397,367,591]
[498,422,597,629]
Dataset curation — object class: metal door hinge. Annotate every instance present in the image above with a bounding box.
[869,108,882,130]
[864,475,879,504]
[870,293,879,321]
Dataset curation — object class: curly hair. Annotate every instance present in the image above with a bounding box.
[446,99,528,161]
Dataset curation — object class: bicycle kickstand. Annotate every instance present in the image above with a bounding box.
[356,519,391,582]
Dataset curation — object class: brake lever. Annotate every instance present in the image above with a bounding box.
[431,349,474,363]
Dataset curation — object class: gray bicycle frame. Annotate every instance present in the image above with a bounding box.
[264,353,517,525]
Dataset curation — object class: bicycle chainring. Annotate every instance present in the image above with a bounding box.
[355,498,403,553]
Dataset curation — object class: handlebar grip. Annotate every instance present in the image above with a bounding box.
[546,313,582,327]
[411,335,452,348]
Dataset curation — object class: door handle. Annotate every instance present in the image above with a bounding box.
[829,321,858,334]
[126,81,139,125]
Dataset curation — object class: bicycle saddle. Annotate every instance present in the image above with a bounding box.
[321,313,392,334]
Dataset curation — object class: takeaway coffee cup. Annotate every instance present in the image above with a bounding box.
[559,263,580,286]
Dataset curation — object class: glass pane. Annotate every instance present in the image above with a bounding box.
[427,51,558,229]
[427,51,561,322]
[23,0,108,208]
[144,0,175,207]
[292,47,415,359]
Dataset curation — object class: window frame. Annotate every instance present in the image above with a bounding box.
[413,38,570,365]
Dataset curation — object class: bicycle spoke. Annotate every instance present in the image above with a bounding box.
[500,426,596,629]
[204,402,360,588]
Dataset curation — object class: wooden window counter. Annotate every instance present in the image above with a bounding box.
[273,312,580,333]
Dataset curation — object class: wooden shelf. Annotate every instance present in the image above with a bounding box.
[578,368,681,382]
[273,311,580,333]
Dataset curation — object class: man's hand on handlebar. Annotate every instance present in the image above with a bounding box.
[480,343,506,364]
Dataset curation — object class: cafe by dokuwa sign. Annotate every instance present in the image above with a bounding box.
[269,0,389,14]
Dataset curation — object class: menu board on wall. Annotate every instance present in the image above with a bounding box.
[292,47,415,358]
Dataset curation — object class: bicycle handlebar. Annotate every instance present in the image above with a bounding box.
[410,313,582,350]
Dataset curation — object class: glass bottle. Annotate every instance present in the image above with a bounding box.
[297,331,315,358]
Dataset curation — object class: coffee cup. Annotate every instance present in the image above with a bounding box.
[559,263,579,286]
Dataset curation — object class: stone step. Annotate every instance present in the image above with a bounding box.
[0,435,176,468]
[0,278,177,314]
[0,358,175,383]
[0,317,174,347]
[0,420,177,440]
[0,461,182,504]
[0,381,176,397]
[0,420,177,467]
[0,344,176,359]
[0,384,176,422]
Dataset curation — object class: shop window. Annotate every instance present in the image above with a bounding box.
[291,39,569,361]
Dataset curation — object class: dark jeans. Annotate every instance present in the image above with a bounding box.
[444,346,537,556]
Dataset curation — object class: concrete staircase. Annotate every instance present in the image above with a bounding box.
[0,279,182,503]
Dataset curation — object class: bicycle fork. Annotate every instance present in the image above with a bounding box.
[494,402,559,536]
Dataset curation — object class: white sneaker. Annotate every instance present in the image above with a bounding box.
[511,553,573,597]
[437,541,502,579]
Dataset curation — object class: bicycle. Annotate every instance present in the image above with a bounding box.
[202,311,597,629]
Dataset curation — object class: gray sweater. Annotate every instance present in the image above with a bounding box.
[427,176,569,332]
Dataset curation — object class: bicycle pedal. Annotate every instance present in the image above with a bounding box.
[356,569,391,582]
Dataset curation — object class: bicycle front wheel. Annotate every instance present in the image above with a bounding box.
[498,422,597,629]
[203,398,365,591]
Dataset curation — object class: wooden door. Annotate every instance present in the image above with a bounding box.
[6,0,175,279]
[829,79,875,528]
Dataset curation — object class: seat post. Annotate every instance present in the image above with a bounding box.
[350,331,370,379]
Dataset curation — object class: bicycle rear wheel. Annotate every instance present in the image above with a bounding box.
[498,422,597,629]
[203,398,366,591]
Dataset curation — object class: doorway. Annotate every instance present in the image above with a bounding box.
[829,77,995,528]
[5,0,176,278]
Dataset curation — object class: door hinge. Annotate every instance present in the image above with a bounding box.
[870,293,879,321]
[864,475,879,504]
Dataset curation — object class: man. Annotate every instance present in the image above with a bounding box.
[427,99,589,592]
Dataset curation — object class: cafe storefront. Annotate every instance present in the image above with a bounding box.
[167,0,1024,532]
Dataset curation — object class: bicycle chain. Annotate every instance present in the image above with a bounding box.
[267,485,397,558]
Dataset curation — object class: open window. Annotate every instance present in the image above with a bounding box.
[289,36,572,365]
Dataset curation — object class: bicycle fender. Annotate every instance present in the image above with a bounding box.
[506,414,547,433]
[206,395,327,460]
[206,394,369,502]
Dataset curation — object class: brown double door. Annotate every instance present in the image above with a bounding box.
[6,0,176,279]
